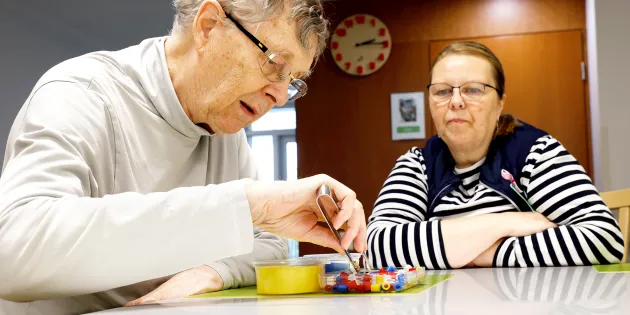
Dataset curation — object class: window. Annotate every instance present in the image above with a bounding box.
[245,102,300,258]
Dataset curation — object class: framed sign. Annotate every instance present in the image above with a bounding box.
[390,92,425,140]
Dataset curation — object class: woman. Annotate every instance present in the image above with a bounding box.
[367,41,624,269]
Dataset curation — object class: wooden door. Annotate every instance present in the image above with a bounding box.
[430,31,591,176]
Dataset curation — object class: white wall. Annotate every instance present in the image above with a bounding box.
[587,0,630,192]
[0,0,173,166]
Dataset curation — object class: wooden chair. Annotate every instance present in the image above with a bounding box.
[601,189,630,263]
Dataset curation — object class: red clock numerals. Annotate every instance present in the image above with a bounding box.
[334,15,390,75]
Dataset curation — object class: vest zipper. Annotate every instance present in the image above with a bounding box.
[509,186,536,212]
[479,180,523,212]
[430,184,453,211]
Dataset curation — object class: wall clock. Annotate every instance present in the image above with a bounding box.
[330,14,392,76]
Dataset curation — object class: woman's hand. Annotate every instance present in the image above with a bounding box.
[501,212,558,237]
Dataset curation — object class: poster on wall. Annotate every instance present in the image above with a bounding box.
[390,92,426,141]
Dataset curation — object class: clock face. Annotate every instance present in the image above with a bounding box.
[330,14,392,76]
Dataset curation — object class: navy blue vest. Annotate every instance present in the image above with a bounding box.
[422,121,548,217]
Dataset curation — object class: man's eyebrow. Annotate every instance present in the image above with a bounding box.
[277,51,312,80]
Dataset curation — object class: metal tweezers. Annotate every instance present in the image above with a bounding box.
[316,184,372,274]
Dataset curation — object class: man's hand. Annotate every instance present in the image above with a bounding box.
[245,174,367,253]
[125,265,223,306]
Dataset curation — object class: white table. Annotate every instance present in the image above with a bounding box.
[94,266,630,315]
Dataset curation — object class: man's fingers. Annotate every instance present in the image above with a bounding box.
[332,202,354,230]
[125,278,174,307]
[125,294,157,307]
[354,217,368,253]
[315,175,357,230]
[346,199,367,252]
[341,225,359,250]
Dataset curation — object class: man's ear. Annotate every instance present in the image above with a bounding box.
[191,0,226,49]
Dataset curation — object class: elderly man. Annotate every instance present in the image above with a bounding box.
[0,0,366,313]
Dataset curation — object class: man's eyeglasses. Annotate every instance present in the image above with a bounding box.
[427,82,499,105]
[225,13,307,102]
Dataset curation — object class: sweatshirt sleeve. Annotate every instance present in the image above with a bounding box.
[206,131,288,289]
[0,81,255,302]
[367,148,450,270]
[493,135,624,267]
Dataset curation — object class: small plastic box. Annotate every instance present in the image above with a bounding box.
[253,258,326,295]
[302,253,362,273]
[320,265,426,294]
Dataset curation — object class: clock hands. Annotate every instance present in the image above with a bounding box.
[357,41,388,47]
[355,38,376,47]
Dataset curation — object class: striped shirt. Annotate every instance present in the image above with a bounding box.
[367,135,625,269]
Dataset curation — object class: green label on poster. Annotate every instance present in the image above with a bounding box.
[397,126,421,133]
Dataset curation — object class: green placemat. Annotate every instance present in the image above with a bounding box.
[594,264,630,273]
[188,274,453,299]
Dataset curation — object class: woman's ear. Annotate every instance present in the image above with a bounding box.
[497,93,506,120]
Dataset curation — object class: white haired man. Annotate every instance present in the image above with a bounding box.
[0,0,366,313]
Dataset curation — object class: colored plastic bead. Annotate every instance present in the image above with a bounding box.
[355,284,363,292]
[376,275,384,284]
[338,284,348,293]
[362,283,370,292]
[324,265,424,294]
[348,281,357,291]
[371,284,381,293]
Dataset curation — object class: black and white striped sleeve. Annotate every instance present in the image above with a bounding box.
[493,135,625,267]
[366,147,450,270]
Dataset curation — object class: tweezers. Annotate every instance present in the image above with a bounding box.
[316,184,372,274]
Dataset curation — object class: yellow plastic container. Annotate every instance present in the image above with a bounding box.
[253,259,325,295]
